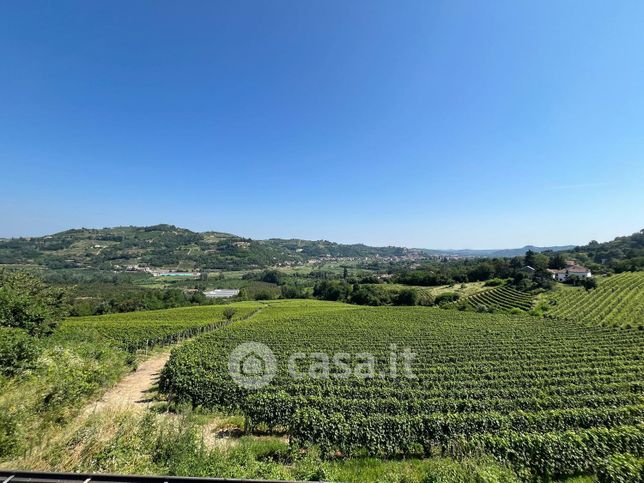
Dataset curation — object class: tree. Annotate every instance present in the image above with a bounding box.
[349,285,390,306]
[313,280,351,302]
[549,253,567,270]
[531,253,549,271]
[468,262,494,281]
[260,270,284,285]
[0,270,68,336]
[509,257,524,270]
[396,289,418,306]
[281,285,308,299]
[524,250,536,267]
[581,277,597,290]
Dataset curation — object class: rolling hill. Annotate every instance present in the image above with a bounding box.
[0,224,410,272]
[2,225,639,274]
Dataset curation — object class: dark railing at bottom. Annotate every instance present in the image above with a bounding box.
[0,471,313,483]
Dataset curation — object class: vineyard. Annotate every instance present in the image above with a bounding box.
[462,285,534,312]
[544,271,644,329]
[54,303,260,351]
[160,301,644,479]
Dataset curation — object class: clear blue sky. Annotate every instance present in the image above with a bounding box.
[1,1,643,248]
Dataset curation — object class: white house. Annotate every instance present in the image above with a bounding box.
[548,264,592,282]
[204,289,240,299]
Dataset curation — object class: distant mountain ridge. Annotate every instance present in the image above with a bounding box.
[0,224,576,271]
[419,245,576,258]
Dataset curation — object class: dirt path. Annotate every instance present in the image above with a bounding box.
[83,349,171,414]
[83,308,264,416]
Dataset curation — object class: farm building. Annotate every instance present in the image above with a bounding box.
[548,263,592,282]
[204,289,240,298]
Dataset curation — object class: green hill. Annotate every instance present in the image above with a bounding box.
[2,225,641,278]
[564,229,644,273]
[0,224,409,272]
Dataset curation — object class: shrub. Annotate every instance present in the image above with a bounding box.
[0,407,21,458]
[435,292,459,305]
[395,289,418,306]
[0,269,68,336]
[349,285,390,306]
[582,277,598,290]
[313,280,351,302]
[280,285,308,299]
[0,327,40,376]
[484,278,506,287]
[38,346,127,421]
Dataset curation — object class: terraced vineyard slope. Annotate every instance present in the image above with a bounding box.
[544,271,644,329]
[161,301,644,479]
[463,285,534,312]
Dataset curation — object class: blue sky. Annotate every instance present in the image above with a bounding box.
[1,1,643,248]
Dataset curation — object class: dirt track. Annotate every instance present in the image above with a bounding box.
[83,350,171,414]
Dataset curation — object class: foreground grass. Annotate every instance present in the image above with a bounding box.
[0,342,132,459]
[4,409,523,482]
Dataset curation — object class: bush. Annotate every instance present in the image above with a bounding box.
[280,285,308,299]
[0,327,40,376]
[0,407,21,458]
[435,292,459,305]
[582,277,597,290]
[484,278,506,287]
[313,280,351,302]
[0,269,68,336]
[395,289,418,306]
[38,346,127,421]
[349,285,391,306]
